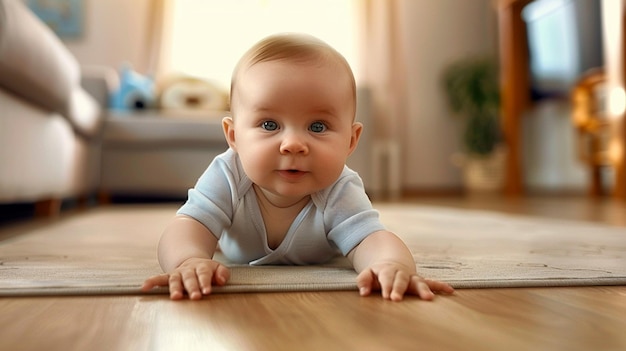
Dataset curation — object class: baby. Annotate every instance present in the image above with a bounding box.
[142,33,454,301]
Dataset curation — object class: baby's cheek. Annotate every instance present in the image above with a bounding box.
[315,158,346,186]
[239,154,268,181]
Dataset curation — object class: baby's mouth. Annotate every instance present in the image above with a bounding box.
[278,169,307,179]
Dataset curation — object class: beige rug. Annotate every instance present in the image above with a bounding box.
[0,203,624,296]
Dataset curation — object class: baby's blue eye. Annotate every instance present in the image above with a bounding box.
[261,121,278,131]
[310,121,326,133]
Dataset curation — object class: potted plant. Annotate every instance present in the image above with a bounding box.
[443,57,505,192]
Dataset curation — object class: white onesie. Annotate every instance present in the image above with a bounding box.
[177,149,385,265]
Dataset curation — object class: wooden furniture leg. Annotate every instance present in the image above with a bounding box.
[34,198,62,218]
[589,135,606,196]
[615,4,626,199]
[497,0,532,196]
[98,190,112,205]
[602,0,626,200]
[571,68,609,197]
[613,115,626,199]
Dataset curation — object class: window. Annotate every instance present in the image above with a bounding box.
[169,0,358,92]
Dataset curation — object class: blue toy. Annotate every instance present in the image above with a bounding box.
[109,65,155,111]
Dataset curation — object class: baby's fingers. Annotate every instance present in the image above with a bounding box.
[413,278,435,301]
[195,263,230,295]
[357,268,412,301]
[356,268,377,296]
[389,272,412,301]
[424,278,455,295]
[167,272,186,300]
[141,274,170,291]
[407,276,455,301]
[213,264,231,286]
[180,270,203,300]
[142,273,189,300]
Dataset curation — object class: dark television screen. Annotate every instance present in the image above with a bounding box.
[523,0,603,100]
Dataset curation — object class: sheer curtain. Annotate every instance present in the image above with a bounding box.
[143,0,174,79]
[148,0,358,93]
[356,0,408,197]
[357,0,409,143]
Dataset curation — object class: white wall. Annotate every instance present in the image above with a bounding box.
[63,0,153,74]
[522,101,588,192]
[400,0,496,190]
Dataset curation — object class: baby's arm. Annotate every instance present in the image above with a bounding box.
[141,215,230,300]
[347,230,454,301]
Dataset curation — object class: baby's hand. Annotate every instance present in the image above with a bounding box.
[356,262,454,302]
[142,258,230,300]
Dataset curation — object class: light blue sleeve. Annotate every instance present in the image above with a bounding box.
[317,168,386,256]
[176,149,241,239]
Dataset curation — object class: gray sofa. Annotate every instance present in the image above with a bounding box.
[0,0,107,216]
[100,110,229,200]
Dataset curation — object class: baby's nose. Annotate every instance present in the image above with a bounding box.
[279,132,309,155]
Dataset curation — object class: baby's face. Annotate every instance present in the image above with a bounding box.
[225,59,361,206]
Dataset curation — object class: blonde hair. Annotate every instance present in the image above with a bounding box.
[230,33,356,116]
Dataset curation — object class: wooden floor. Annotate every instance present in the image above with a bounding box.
[1,195,625,351]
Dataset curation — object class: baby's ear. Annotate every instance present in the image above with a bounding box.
[348,122,363,156]
[222,117,237,151]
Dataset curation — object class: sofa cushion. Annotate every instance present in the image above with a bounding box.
[0,0,80,115]
[66,87,102,138]
[103,112,228,146]
[0,89,76,203]
[81,65,118,108]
